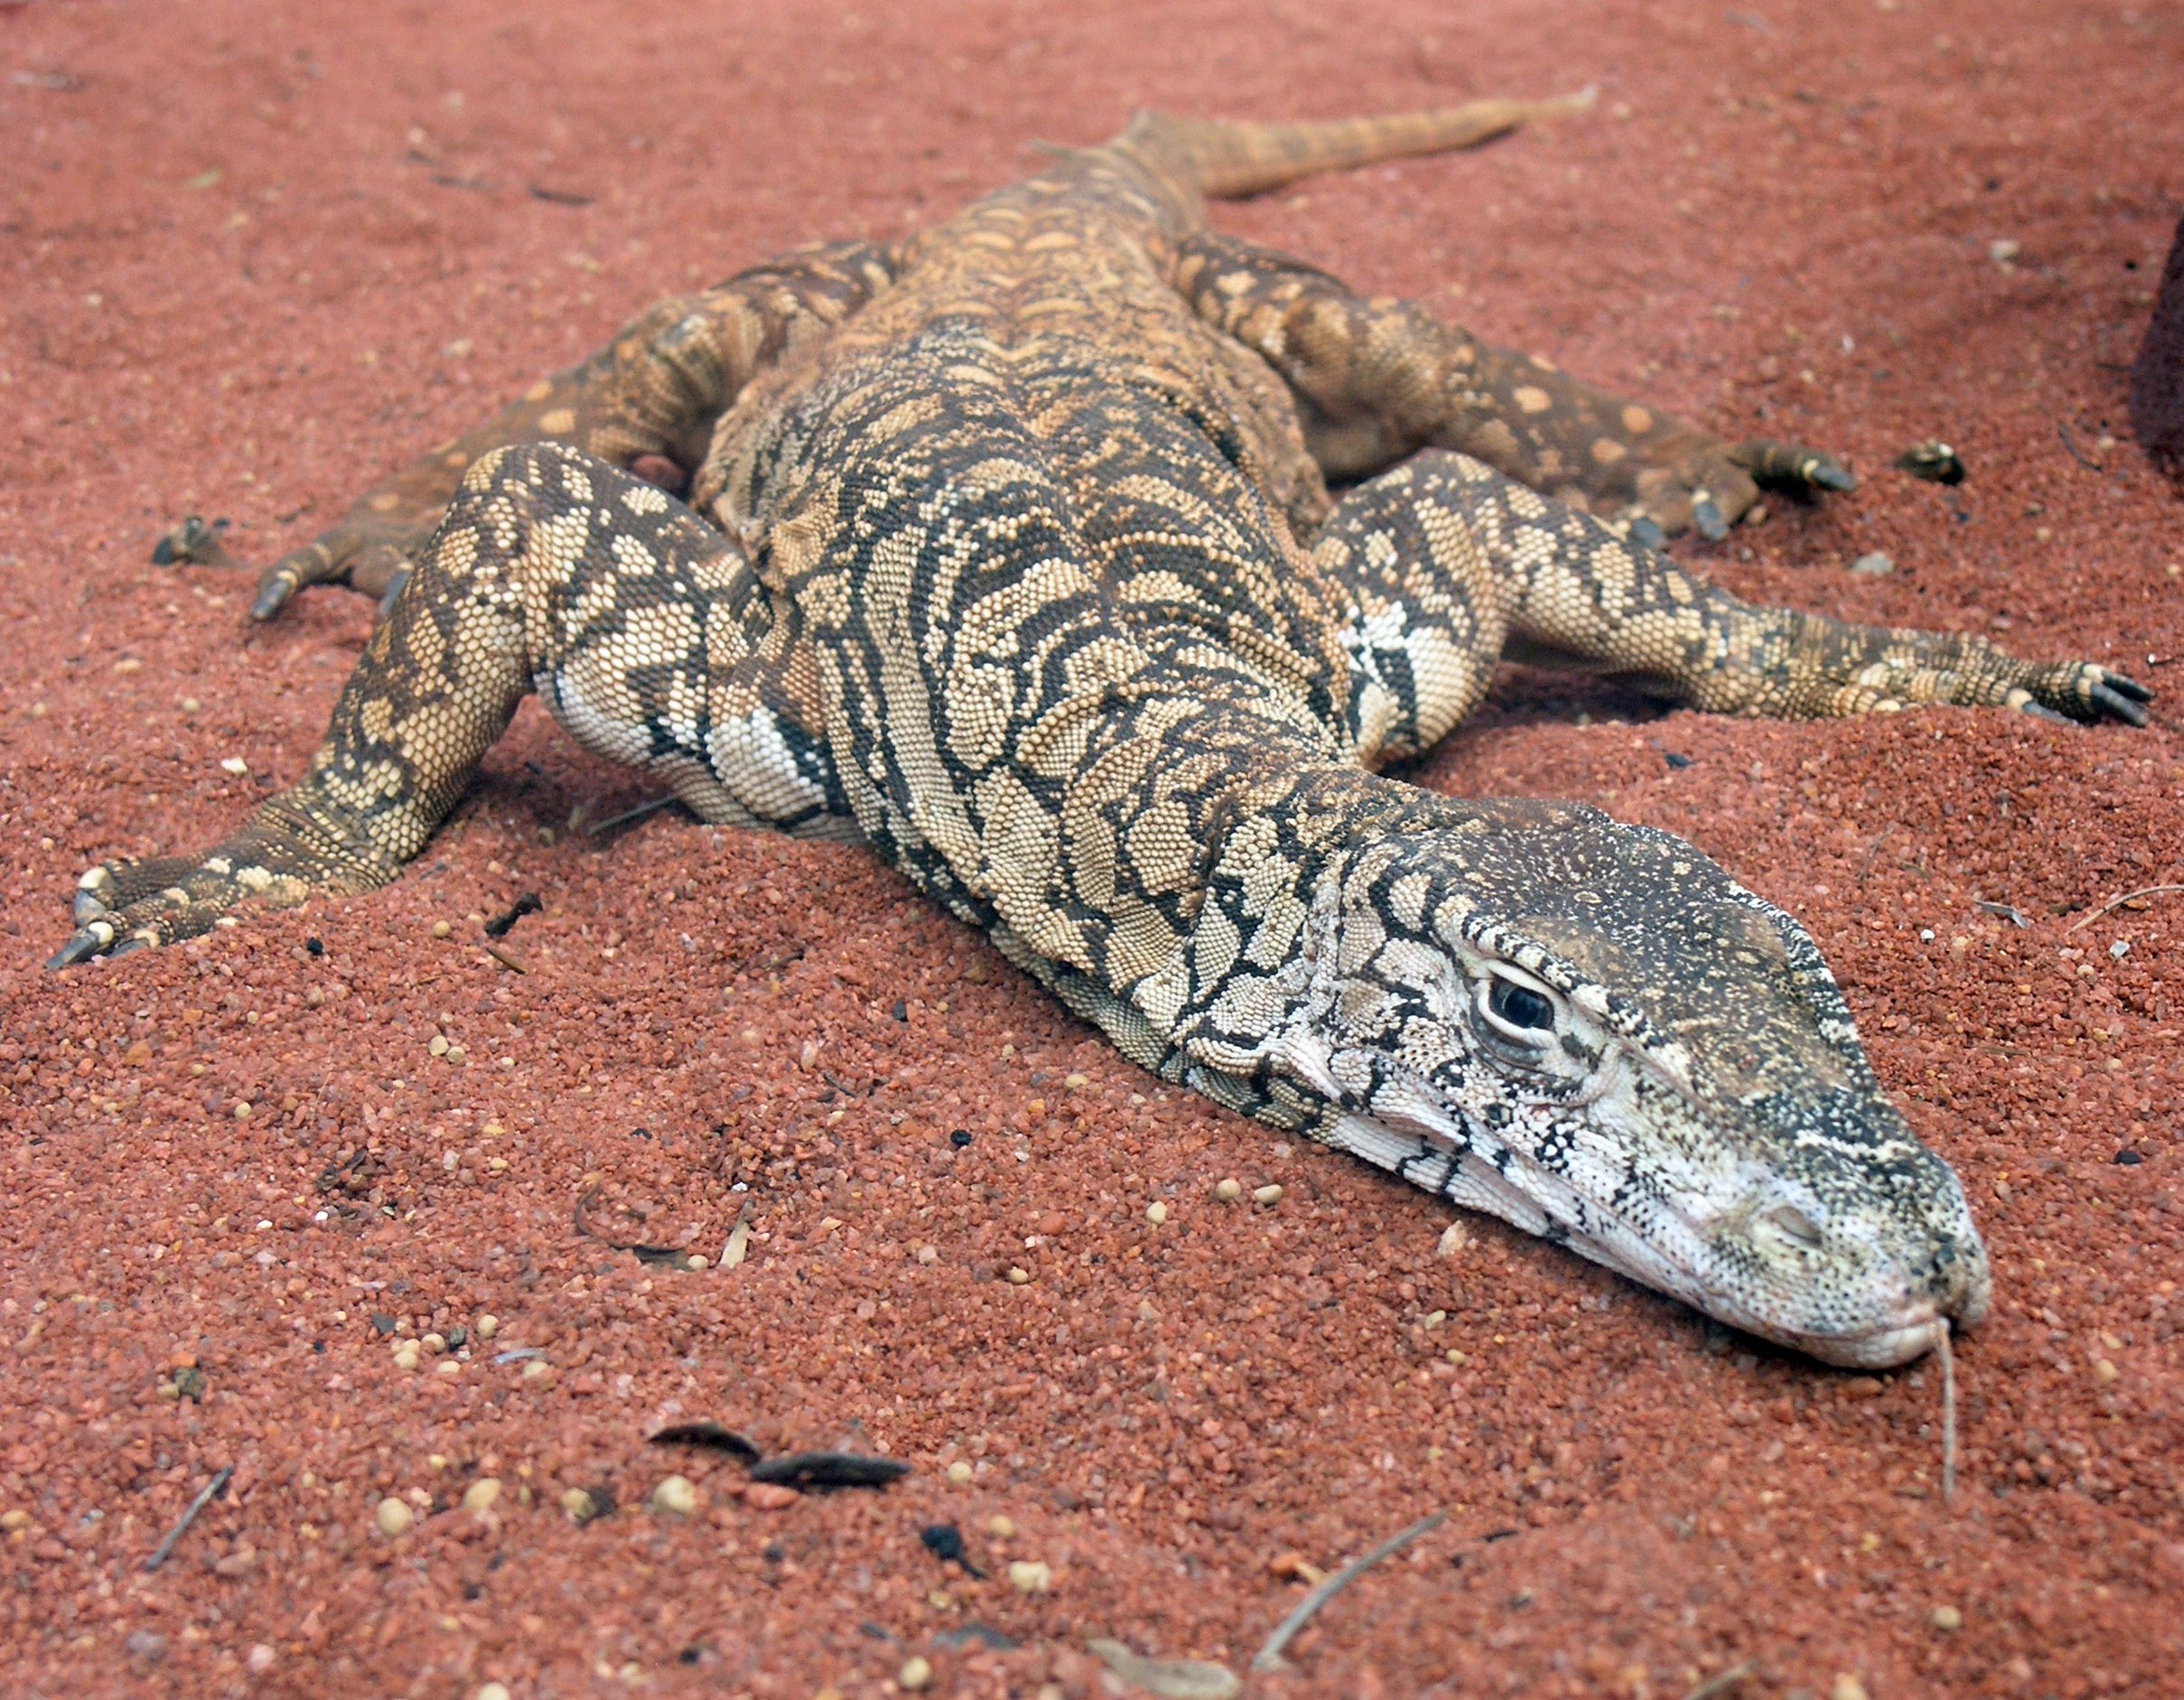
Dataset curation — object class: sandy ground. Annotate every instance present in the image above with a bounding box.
[3,0,2181,1695]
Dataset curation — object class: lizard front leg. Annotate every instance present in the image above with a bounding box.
[1402,447,2150,726]
[168,242,896,621]
[59,445,833,966]
[1178,231,1852,542]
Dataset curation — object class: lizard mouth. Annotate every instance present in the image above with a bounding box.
[1792,1311,1949,1370]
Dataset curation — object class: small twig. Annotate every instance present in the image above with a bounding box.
[585,796,679,836]
[145,1465,232,1572]
[820,1070,869,1098]
[2057,423,2101,472]
[1974,899,2029,929]
[1681,1663,1757,1700]
[2066,884,2184,934]
[1853,822,1899,882]
[1249,1509,1445,1673]
[1937,1318,1958,1507]
[481,940,529,975]
[483,892,541,938]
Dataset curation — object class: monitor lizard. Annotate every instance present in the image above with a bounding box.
[52,97,2150,1370]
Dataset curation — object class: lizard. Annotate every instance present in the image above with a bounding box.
[51,97,2151,1372]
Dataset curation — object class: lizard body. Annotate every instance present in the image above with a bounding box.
[60,99,2149,1368]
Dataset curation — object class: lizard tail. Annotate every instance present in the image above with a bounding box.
[1108,91,1594,201]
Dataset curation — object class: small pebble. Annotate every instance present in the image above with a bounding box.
[246,1644,276,1675]
[987,1513,1016,1538]
[476,1314,499,1340]
[1931,1603,1963,1631]
[477,1686,512,1700]
[1215,1179,1243,1201]
[558,1489,595,1521]
[375,1498,415,1537]
[1144,1201,1168,1226]
[232,1101,252,1120]
[1005,1266,1031,1284]
[461,1478,501,1513]
[1849,552,1895,577]
[650,1475,698,1516]
[899,1656,934,1692]
[422,1332,447,1355]
[946,1461,975,1486]
[432,920,452,939]
[1830,1679,1870,1700]
[742,1482,799,1510]
[1007,1559,1053,1594]
[1988,238,2021,265]
[686,1254,709,1270]
[1252,1183,1283,1206]
[2094,1359,2120,1386]
[1063,1072,1088,1090]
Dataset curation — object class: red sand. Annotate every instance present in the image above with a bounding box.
[3,1,2180,1695]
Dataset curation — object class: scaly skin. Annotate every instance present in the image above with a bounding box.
[66,99,2151,1368]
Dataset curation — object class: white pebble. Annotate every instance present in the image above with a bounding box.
[476,1315,499,1340]
[899,1655,933,1691]
[375,1498,415,1537]
[946,1461,975,1486]
[461,1479,501,1513]
[650,1475,698,1517]
[1006,1559,1052,1594]
[1252,1183,1283,1206]
[1215,1179,1242,1201]
[1144,1201,1168,1226]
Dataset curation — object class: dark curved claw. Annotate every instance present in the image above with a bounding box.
[107,935,152,959]
[2019,700,2074,724]
[250,565,303,621]
[1693,500,1729,543]
[1730,440,1857,493]
[47,922,115,970]
[1629,517,1666,551]
[375,565,414,621]
[2092,682,2151,727]
[72,889,108,926]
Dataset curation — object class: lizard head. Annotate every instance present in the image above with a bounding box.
[1248,798,1989,1369]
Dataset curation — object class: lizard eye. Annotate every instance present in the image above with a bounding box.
[1487,977,1556,1033]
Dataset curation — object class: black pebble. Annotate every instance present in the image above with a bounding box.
[1663,752,1693,770]
[370,1313,397,1335]
[950,1129,973,1148]
[305,938,323,957]
[2114,1150,2144,1166]
[919,1523,987,1578]
[892,1000,909,1022]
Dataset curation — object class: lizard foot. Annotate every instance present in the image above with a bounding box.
[1617,436,1855,541]
[1811,650,2151,726]
[50,802,379,968]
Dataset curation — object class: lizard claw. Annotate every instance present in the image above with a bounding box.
[1693,499,1729,542]
[47,920,117,970]
[1627,516,1666,551]
[2016,700,2074,724]
[2091,681,2151,727]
